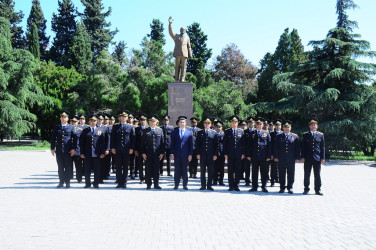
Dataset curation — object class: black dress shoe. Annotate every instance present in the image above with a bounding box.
[249,188,257,192]
[219,183,225,186]
[147,186,151,190]
[155,186,162,189]
[228,187,234,191]
[199,187,206,190]
[288,189,294,194]
[93,185,99,189]
[116,184,122,188]
[160,173,163,176]
[173,186,178,190]
[77,180,82,183]
[167,174,172,177]
[303,190,309,195]
[84,185,90,188]
[65,184,70,189]
[122,184,127,189]
[139,180,143,184]
[56,183,64,188]
[99,180,104,184]
[245,182,250,187]
[279,189,285,193]
[315,191,323,196]
[131,176,135,180]
[270,183,275,187]
[212,182,217,186]
[207,186,214,191]
[183,186,188,190]
[234,187,240,191]
[262,188,269,193]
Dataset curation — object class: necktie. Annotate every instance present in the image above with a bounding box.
[91,127,94,133]
[180,129,183,139]
[206,130,208,137]
[233,129,236,137]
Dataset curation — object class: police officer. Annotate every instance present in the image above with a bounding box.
[247,118,272,193]
[80,115,108,188]
[141,115,165,189]
[134,114,148,184]
[270,119,283,186]
[196,117,218,191]
[111,111,136,188]
[128,112,137,178]
[301,117,325,195]
[78,114,86,126]
[50,111,77,188]
[243,116,255,186]
[103,113,112,179]
[71,114,87,183]
[224,115,245,191]
[109,115,116,173]
[188,117,201,178]
[273,120,300,194]
[160,115,174,176]
[213,120,225,186]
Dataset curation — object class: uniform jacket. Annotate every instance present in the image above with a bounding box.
[170,128,193,157]
[140,127,165,156]
[50,124,77,154]
[187,126,201,152]
[80,126,108,157]
[160,124,174,149]
[215,131,225,157]
[247,130,272,161]
[301,131,325,162]
[73,124,87,156]
[274,133,301,162]
[270,130,283,156]
[169,24,192,58]
[135,125,148,152]
[244,128,255,159]
[110,123,136,154]
[196,129,218,158]
[223,128,245,158]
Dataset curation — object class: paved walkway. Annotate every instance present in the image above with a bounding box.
[0,151,375,249]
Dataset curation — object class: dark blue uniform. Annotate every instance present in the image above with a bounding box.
[270,130,283,185]
[247,130,272,190]
[274,133,300,191]
[97,124,110,183]
[196,129,218,189]
[111,123,136,187]
[141,127,165,188]
[50,124,77,187]
[213,131,225,185]
[80,126,108,187]
[72,124,87,183]
[128,124,136,179]
[135,125,148,182]
[243,127,255,185]
[160,124,174,175]
[301,131,325,193]
[223,128,245,190]
[188,126,201,178]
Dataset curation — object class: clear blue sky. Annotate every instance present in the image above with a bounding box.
[14,0,376,67]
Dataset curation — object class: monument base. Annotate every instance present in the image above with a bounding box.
[168,82,193,126]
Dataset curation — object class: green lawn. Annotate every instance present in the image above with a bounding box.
[0,141,50,151]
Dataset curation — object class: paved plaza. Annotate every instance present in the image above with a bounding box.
[0,151,375,249]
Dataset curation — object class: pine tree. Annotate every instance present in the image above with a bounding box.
[112,40,128,67]
[0,0,25,49]
[147,19,165,45]
[80,0,118,60]
[49,0,77,67]
[26,0,49,60]
[254,0,376,154]
[69,20,93,74]
[28,23,40,59]
[186,22,212,76]
[0,17,50,140]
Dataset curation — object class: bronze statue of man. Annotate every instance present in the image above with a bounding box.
[168,17,193,82]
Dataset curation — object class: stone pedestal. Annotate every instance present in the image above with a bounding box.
[168,82,193,125]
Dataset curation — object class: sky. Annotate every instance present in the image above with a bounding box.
[14,0,376,68]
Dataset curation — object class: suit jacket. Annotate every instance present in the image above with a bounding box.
[80,126,107,157]
[196,129,218,158]
[223,128,245,158]
[50,124,77,154]
[301,131,325,162]
[170,128,193,157]
[141,127,165,156]
[274,133,301,162]
[247,130,272,161]
[169,24,192,58]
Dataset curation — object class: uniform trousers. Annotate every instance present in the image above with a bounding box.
[56,152,73,185]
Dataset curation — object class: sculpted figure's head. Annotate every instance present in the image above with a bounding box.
[180,27,186,35]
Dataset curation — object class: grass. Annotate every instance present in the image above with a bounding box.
[328,151,376,161]
[0,141,50,151]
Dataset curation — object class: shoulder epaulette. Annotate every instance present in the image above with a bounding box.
[317,131,324,135]
[303,131,309,134]
[225,128,232,131]
[291,133,298,136]
[156,127,162,131]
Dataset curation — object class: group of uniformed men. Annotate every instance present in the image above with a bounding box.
[50,110,325,195]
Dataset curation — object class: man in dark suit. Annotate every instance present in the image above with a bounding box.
[301,117,325,195]
[273,120,301,194]
[160,115,174,176]
[188,117,200,178]
[243,116,255,186]
[170,116,193,190]
[141,115,165,190]
[71,114,87,183]
[196,117,218,191]
[223,115,245,191]
[134,114,148,184]
[213,120,225,186]
[50,111,77,188]
[110,111,136,188]
[247,118,272,193]
[270,119,283,186]
[80,115,108,188]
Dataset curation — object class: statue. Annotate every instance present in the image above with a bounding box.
[168,17,193,82]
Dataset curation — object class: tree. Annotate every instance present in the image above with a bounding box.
[69,20,93,74]
[0,17,50,140]
[112,40,128,67]
[254,0,376,155]
[213,43,258,97]
[33,60,84,140]
[28,23,40,59]
[186,22,212,76]
[80,0,118,60]
[26,0,49,60]
[0,0,25,49]
[147,19,165,45]
[49,0,77,67]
